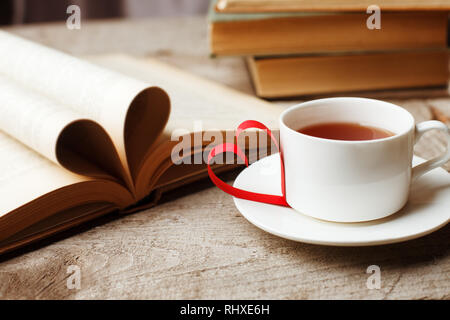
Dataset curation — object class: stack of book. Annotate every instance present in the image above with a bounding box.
[209,0,450,98]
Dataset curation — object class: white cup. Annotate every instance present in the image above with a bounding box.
[279,97,450,222]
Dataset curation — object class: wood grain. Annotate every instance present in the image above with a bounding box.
[0,17,448,300]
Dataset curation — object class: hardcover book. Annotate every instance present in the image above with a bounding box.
[247,50,449,98]
[215,0,450,13]
[209,0,448,56]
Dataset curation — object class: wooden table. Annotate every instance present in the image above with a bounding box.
[0,17,448,300]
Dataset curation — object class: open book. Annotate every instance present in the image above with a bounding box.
[0,31,284,254]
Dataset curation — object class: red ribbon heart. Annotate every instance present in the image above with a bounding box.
[207,120,289,207]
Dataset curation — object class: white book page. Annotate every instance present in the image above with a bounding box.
[0,131,87,217]
[0,75,82,164]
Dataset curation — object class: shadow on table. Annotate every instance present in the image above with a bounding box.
[281,224,449,269]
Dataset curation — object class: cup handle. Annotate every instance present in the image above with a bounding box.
[412,120,450,181]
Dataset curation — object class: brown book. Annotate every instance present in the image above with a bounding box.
[215,0,450,13]
[247,50,449,98]
[0,32,285,255]
[209,8,448,56]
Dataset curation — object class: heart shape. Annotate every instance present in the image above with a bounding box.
[207,120,289,207]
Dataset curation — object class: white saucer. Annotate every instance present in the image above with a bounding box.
[233,154,449,246]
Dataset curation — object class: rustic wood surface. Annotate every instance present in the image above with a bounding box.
[0,17,449,300]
